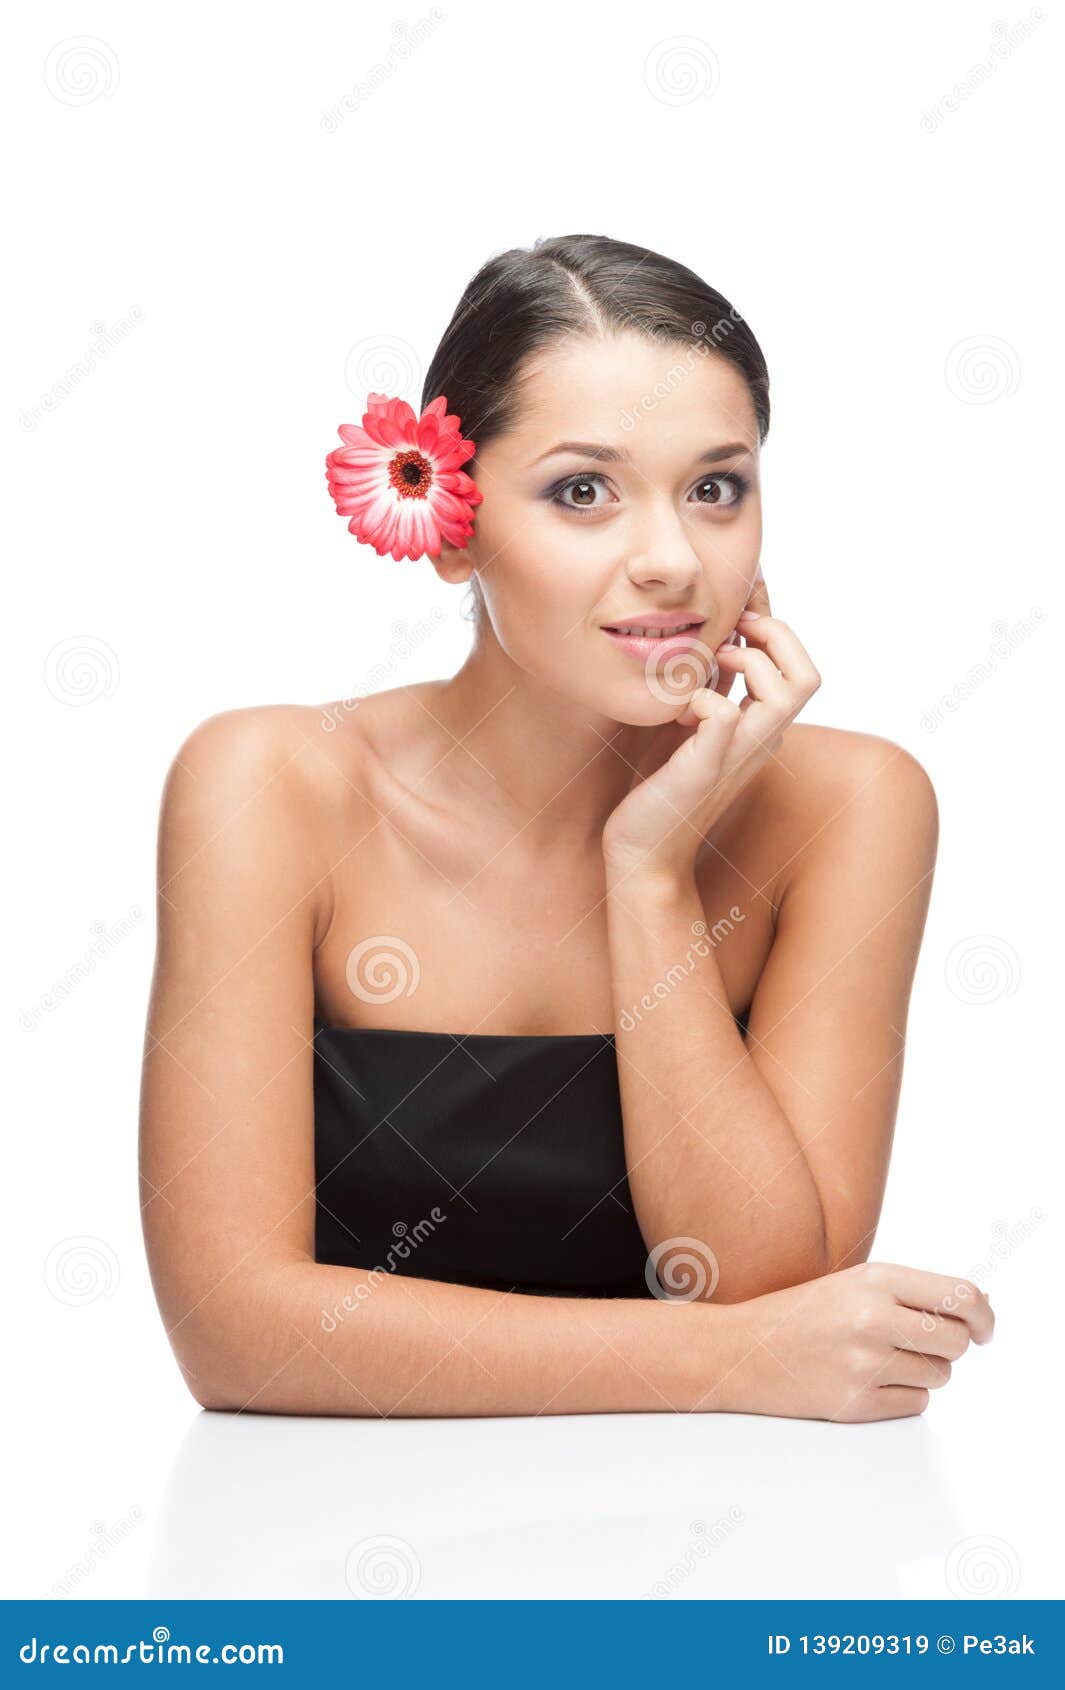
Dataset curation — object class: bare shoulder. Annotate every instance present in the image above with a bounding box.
[158,702,372,946]
[762,722,939,899]
[167,700,337,777]
[163,699,385,811]
[771,721,936,798]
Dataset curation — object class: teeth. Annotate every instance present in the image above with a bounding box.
[610,623,695,638]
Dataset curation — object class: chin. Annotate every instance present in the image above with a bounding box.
[596,682,692,728]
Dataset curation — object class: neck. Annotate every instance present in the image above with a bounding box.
[429,634,657,854]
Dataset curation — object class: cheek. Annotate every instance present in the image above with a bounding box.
[485,519,603,622]
[697,507,761,570]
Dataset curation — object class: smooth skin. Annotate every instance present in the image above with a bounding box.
[139,328,994,1421]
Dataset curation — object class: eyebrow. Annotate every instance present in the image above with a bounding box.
[531,440,755,467]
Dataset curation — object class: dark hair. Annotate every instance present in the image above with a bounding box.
[421,233,770,623]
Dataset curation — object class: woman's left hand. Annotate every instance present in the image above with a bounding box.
[601,592,821,884]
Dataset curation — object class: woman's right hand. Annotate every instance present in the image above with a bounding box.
[703,1261,995,1422]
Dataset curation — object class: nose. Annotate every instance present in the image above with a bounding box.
[624,500,702,592]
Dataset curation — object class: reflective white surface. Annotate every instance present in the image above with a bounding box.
[147,1407,966,1600]
[7,1295,1056,1601]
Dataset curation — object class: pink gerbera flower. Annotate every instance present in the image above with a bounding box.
[325,392,483,562]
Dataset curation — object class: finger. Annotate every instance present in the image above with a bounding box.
[714,644,791,707]
[830,1386,929,1422]
[732,614,820,693]
[675,686,741,731]
[888,1304,971,1361]
[882,1264,995,1344]
[711,631,740,699]
[866,1386,930,1420]
[881,1348,953,1390]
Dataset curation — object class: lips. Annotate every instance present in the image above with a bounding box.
[604,626,700,639]
[601,616,705,636]
[601,621,707,662]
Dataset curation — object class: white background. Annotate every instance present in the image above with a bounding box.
[5,0,1061,1600]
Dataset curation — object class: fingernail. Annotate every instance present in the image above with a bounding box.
[737,609,760,620]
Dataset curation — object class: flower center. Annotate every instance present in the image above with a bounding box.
[389,450,432,500]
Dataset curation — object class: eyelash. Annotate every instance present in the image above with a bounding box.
[548,470,752,514]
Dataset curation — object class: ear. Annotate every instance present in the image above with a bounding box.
[429,538,477,589]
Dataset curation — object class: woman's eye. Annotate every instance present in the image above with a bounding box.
[690,474,748,508]
[549,469,750,514]
[551,473,613,512]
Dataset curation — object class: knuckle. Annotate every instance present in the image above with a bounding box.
[696,688,727,715]
[708,699,741,727]
[846,1340,878,1378]
[851,1301,880,1338]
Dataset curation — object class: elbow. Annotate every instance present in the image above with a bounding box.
[170,1260,343,1415]
[178,1346,261,1414]
[166,1285,292,1415]
[189,1386,244,1414]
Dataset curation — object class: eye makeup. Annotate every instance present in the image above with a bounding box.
[545,469,753,514]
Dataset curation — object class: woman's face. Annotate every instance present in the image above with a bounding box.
[438,329,763,724]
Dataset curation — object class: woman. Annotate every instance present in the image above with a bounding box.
[139,233,994,1422]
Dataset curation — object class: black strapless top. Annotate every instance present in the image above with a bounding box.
[313,1009,749,1299]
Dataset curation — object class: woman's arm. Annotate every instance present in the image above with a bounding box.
[188,1259,714,1417]
[138,707,720,1416]
[140,705,980,1423]
[604,733,938,1304]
